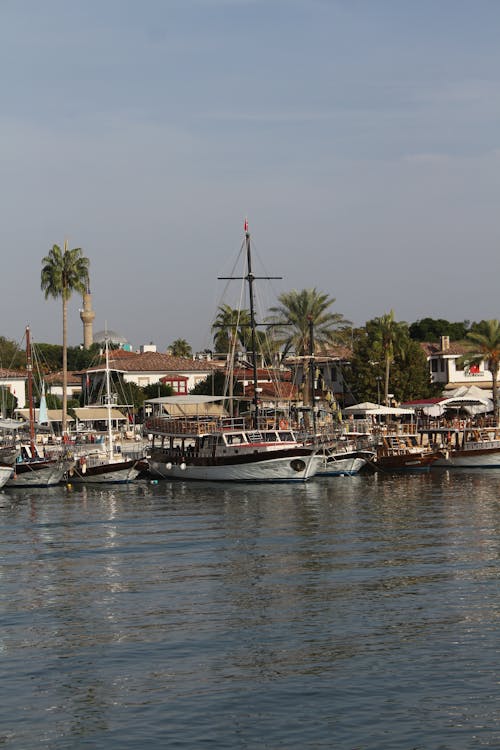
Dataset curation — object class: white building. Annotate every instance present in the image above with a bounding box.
[84,351,219,395]
[421,336,492,391]
[0,368,27,409]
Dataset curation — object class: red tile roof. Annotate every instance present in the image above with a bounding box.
[420,341,472,357]
[86,352,218,373]
[0,368,25,378]
[44,370,82,386]
[244,382,300,400]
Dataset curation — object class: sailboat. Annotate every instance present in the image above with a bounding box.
[146,222,321,482]
[6,327,70,488]
[68,336,140,484]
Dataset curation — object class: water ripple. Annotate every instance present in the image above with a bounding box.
[1,474,500,748]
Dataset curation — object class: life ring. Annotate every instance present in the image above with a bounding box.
[279,419,289,429]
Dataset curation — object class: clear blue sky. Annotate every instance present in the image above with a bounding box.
[1,0,499,352]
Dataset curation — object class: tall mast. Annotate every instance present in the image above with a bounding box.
[245,227,260,427]
[218,220,282,429]
[308,316,317,437]
[26,326,36,454]
[104,336,113,462]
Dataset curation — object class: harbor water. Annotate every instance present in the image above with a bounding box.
[2,471,500,749]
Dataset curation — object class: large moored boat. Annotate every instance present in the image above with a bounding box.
[146,399,320,482]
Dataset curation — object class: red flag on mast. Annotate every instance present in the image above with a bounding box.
[244,218,248,232]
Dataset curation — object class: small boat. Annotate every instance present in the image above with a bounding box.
[374,434,441,473]
[0,463,14,489]
[67,337,140,484]
[7,445,70,487]
[424,426,500,469]
[315,439,375,476]
[5,327,71,488]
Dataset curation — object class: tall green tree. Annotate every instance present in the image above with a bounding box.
[212,304,252,354]
[168,338,192,358]
[370,310,409,405]
[0,336,24,369]
[409,318,470,342]
[465,319,500,423]
[268,288,348,357]
[268,288,349,405]
[41,241,90,434]
[347,326,435,404]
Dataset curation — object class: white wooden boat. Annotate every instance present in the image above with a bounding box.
[147,411,320,482]
[5,327,72,488]
[67,337,140,484]
[316,444,375,476]
[0,464,14,488]
[7,447,69,487]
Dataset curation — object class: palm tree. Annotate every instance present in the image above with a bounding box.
[369,310,409,405]
[267,288,349,406]
[41,241,90,435]
[212,304,252,418]
[267,288,348,357]
[169,338,192,358]
[465,319,500,423]
[212,304,252,355]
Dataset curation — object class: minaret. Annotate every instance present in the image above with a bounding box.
[80,281,95,349]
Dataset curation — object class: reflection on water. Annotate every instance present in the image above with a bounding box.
[2,472,500,748]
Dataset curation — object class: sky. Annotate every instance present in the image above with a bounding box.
[1,0,500,353]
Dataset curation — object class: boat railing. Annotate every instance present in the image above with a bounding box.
[145,416,223,436]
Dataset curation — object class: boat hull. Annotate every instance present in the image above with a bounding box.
[67,459,139,484]
[0,464,13,488]
[434,447,500,469]
[148,449,320,482]
[316,452,372,476]
[6,459,68,487]
[375,453,439,473]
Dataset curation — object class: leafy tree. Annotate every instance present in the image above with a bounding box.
[142,382,174,400]
[369,311,409,405]
[464,320,500,423]
[347,321,436,404]
[33,343,62,372]
[168,338,193,358]
[390,339,438,402]
[46,393,61,409]
[67,344,101,371]
[190,370,243,398]
[41,241,90,433]
[409,318,470,342]
[0,386,17,416]
[117,381,147,414]
[0,336,24,369]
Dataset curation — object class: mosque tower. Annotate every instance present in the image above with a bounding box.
[80,281,95,349]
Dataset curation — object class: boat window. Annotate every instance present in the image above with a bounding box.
[278,431,294,441]
[263,431,278,442]
[225,433,246,445]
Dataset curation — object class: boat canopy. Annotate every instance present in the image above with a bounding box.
[344,402,414,416]
[0,418,28,431]
[145,396,226,405]
[145,395,229,419]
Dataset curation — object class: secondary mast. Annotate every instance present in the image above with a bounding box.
[26,325,37,455]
